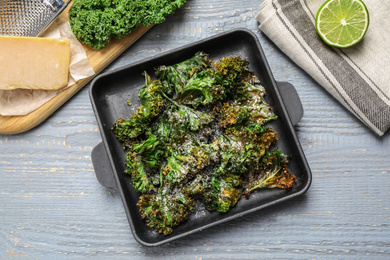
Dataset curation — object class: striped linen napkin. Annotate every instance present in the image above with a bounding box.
[256,0,390,136]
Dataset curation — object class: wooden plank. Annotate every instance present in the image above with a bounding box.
[0,1,153,135]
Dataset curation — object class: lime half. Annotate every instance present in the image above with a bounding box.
[315,0,369,48]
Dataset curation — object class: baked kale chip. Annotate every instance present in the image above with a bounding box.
[113,53,296,235]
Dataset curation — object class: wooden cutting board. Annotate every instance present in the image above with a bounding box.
[0,1,153,135]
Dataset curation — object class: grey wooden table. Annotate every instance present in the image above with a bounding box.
[1,0,389,259]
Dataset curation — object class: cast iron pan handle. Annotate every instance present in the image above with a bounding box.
[276,81,304,126]
[92,142,118,189]
[92,81,303,189]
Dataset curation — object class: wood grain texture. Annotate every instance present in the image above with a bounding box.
[0,2,153,135]
[1,0,390,259]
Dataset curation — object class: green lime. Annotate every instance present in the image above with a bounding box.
[315,0,369,48]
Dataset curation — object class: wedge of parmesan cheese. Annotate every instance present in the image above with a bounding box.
[0,36,70,90]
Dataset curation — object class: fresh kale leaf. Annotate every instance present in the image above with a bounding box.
[69,0,188,49]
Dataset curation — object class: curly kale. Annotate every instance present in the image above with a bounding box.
[69,0,188,49]
[112,53,297,235]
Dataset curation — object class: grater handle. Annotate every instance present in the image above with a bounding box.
[36,0,71,36]
[43,0,66,10]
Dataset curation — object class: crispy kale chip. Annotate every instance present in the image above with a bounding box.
[243,149,297,196]
[125,151,156,193]
[155,51,212,96]
[123,133,167,193]
[69,0,187,49]
[213,56,250,93]
[202,173,242,213]
[171,54,253,107]
[162,136,219,184]
[213,125,278,178]
[112,52,297,235]
[175,68,221,107]
[215,77,277,128]
[184,169,242,213]
[112,72,165,143]
[137,185,194,235]
[165,95,215,132]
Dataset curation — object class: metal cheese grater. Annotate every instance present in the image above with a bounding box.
[0,0,70,37]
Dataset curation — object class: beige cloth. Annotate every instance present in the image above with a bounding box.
[0,18,95,116]
[256,0,390,136]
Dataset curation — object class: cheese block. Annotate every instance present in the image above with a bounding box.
[0,36,70,90]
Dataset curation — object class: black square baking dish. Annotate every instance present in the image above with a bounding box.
[89,28,312,246]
